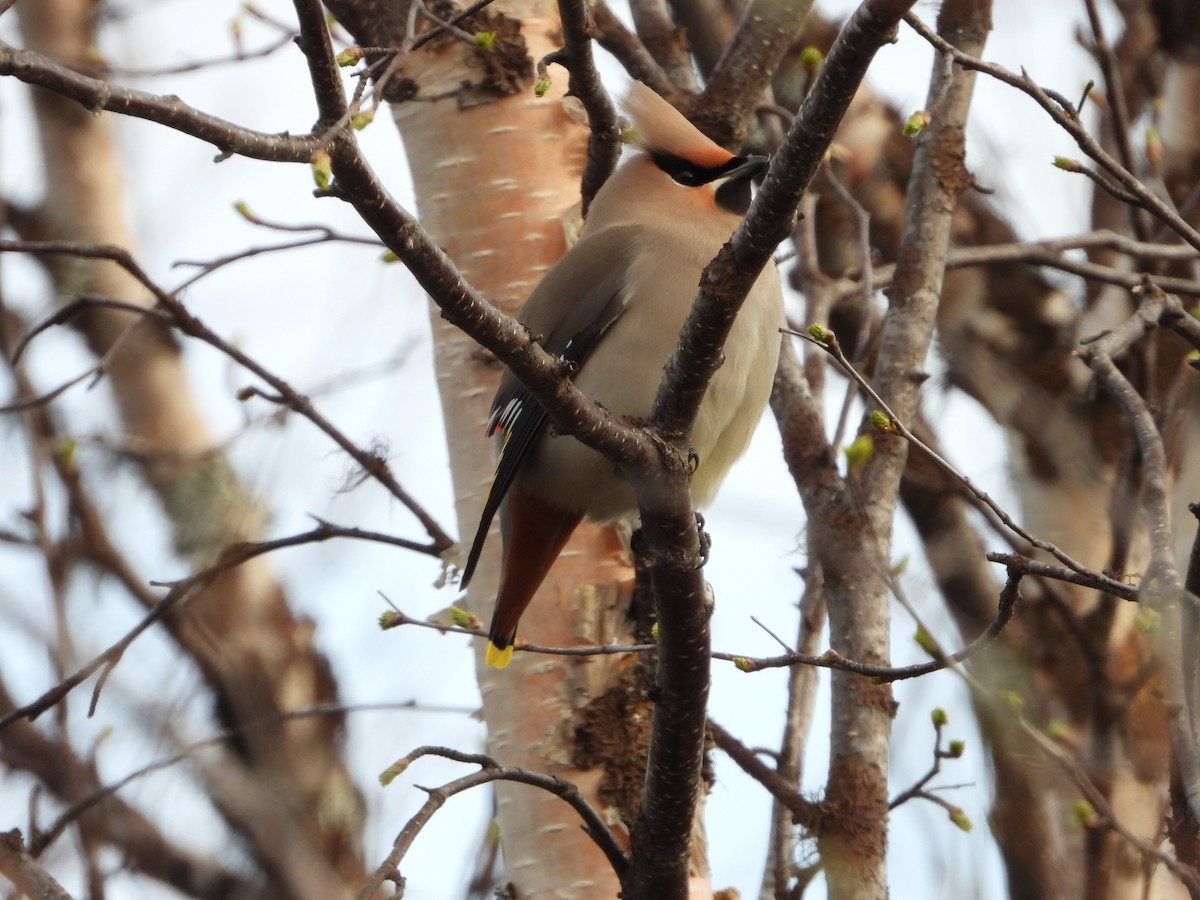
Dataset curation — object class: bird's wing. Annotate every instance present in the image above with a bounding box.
[460,226,639,588]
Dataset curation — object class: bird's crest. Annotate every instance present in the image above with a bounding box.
[621,82,733,169]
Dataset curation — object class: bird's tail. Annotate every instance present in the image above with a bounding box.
[487,486,582,668]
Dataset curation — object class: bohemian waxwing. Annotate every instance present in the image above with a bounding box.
[461,82,784,667]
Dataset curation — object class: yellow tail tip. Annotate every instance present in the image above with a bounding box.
[485,642,514,669]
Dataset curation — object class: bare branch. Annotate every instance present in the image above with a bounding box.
[1077,280,1200,825]
[0,580,203,729]
[377,602,655,657]
[1080,0,1145,240]
[984,681,1200,895]
[0,514,440,732]
[37,702,439,853]
[652,0,918,445]
[760,556,828,899]
[903,12,1200,254]
[720,566,1022,682]
[798,326,1100,577]
[698,0,816,147]
[2,244,455,551]
[172,222,384,292]
[834,231,1200,300]
[986,553,1138,601]
[590,1,677,97]
[0,39,321,162]
[0,683,260,898]
[0,830,75,900]
[100,32,296,78]
[628,0,700,92]
[708,720,821,830]
[360,747,629,899]
[551,0,621,215]
[887,713,970,834]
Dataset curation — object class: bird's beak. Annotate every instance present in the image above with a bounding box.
[722,154,770,182]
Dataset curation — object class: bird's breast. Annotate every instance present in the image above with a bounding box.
[517,225,783,520]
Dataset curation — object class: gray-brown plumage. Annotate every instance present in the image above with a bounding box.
[462,83,784,668]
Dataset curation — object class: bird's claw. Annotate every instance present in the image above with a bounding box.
[692,512,711,570]
[631,514,710,570]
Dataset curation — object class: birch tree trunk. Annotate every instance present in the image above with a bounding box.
[322,1,644,893]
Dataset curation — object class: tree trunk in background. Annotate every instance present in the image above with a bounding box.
[399,36,646,900]
[789,4,1199,896]
[323,1,648,893]
[16,2,364,896]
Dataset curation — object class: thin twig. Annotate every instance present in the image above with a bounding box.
[37,701,452,852]
[0,39,321,162]
[903,13,1200,254]
[99,32,295,78]
[708,720,821,830]
[986,552,1137,601]
[548,0,621,215]
[589,1,677,97]
[719,567,1023,682]
[832,230,1200,300]
[377,600,655,658]
[887,715,968,825]
[359,747,628,899]
[797,326,1097,576]
[1081,0,1147,240]
[0,578,205,729]
[1077,280,1200,824]
[960,665,1200,894]
[0,831,75,900]
[3,243,454,550]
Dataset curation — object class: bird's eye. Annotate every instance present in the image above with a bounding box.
[652,153,709,187]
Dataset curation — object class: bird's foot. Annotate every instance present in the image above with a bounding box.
[630,513,710,570]
[630,525,646,559]
[693,512,711,570]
